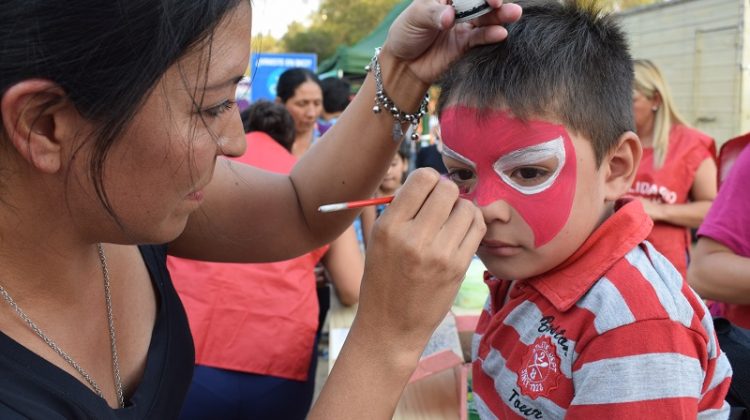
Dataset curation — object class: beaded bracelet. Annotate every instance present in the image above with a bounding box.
[365,47,429,143]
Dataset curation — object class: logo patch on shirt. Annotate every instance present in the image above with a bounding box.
[517,336,560,399]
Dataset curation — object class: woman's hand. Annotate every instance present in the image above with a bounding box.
[310,168,485,419]
[384,0,523,84]
[638,197,664,222]
[356,168,486,350]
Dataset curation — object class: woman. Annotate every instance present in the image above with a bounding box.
[275,66,365,368]
[276,68,323,158]
[0,0,521,418]
[629,59,718,278]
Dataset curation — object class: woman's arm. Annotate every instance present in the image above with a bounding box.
[640,157,717,228]
[688,237,750,304]
[309,169,486,419]
[169,0,521,263]
[322,225,364,306]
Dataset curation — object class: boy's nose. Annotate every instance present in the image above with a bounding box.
[479,199,513,225]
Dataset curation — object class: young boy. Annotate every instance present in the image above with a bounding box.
[437,0,732,417]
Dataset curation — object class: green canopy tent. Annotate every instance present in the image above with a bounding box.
[317,0,410,80]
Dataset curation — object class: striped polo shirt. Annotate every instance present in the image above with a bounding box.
[472,200,732,419]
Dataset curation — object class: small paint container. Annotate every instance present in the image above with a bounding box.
[452,0,493,23]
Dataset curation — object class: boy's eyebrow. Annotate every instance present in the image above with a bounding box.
[442,145,476,168]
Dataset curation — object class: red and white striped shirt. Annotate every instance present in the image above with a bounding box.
[473,200,732,419]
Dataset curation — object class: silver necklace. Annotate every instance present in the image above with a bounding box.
[0,244,125,408]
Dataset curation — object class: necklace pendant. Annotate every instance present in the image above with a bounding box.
[392,121,404,143]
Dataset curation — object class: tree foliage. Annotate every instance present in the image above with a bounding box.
[251,33,283,53]
[265,0,662,59]
[278,0,401,62]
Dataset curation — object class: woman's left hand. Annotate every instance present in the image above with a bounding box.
[638,197,664,222]
[383,0,523,84]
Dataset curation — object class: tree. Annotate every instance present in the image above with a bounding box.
[282,21,337,59]
[251,32,284,53]
[274,0,661,59]
[280,0,402,62]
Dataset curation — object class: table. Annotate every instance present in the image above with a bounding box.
[328,300,467,420]
[326,257,487,419]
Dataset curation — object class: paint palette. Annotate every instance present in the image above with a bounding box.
[452,0,493,23]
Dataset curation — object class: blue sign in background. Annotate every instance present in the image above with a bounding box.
[237,53,317,110]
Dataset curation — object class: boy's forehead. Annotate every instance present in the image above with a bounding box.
[441,105,572,157]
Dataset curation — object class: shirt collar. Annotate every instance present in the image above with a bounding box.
[525,199,653,312]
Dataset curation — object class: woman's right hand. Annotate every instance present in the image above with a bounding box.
[309,162,484,420]
[355,168,486,353]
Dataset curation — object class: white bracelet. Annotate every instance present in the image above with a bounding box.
[365,48,429,142]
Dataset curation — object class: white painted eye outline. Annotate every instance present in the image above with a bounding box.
[493,136,566,195]
[441,145,476,170]
[441,145,477,193]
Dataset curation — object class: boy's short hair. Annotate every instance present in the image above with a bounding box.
[437,0,634,165]
[320,77,352,114]
[240,100,296,152]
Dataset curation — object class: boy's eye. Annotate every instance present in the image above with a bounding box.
[201,99,236,118]
[447,168,475,194]
[448,168,474,182]
[507,166,552,186]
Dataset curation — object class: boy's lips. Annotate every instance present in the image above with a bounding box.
[479,239,523,257]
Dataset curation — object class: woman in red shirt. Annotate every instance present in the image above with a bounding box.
[629,59,718,278]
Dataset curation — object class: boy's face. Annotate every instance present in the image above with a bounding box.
[440,105,609,280]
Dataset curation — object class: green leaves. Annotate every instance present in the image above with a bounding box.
[253,0,402,62]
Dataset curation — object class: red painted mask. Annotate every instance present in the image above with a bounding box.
[441,106,577,247]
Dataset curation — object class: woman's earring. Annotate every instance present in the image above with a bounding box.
[651,106,659,112]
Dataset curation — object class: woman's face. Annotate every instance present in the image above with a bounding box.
[72,1,251,243]
[632,89,657,136]
[283,80,323,135]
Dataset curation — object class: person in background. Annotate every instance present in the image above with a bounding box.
[689,144,750,414]
[276,71,363,334]
[240,99,295,152]
[170,99,362,419]
[628,59,718,278]
[437,0,730,416]
[360,142,411,248]
[318,77,352,136]
[689,144,750,328]
[0,0,521,417]
[276,68,323,158]
[414,87,448,174]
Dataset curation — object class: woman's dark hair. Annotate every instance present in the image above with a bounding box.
[276,68,321,103]
[0,0,243,218]
[240,100,295,152]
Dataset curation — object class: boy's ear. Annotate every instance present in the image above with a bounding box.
[602,131,642,201]
[1,80,74,174]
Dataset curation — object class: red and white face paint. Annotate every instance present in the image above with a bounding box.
[441,106,577,247]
